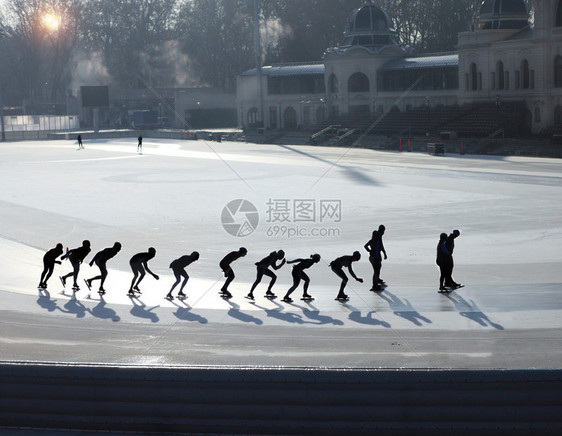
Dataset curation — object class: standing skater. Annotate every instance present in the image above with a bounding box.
[436,233,453,292]
[60,240,91,291]
[219,247,247,298]
[166,251,200,300]
[128,247,159,296]
[445,229,461,288]
[364,225,387,291]
[137,135,143,154]
[85,242,122,294]
[282,254,321,302]
[77,134,84,149]
[246,250,286,300]
[330,251,363,300]
[38,243,64,289]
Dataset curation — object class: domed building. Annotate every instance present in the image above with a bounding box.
[237,0,562,136]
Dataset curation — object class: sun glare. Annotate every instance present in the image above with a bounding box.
[42,13,61,32]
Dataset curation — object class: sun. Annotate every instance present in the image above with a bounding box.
[42,13,61,32]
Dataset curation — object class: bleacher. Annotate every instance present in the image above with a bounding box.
[311,103,527,145]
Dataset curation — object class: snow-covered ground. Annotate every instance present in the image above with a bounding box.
[1,138,561,368]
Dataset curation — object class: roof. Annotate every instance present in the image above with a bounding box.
[240,63,324,77]
[381,54,459,71]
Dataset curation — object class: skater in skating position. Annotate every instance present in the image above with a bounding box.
[39,243,64,289]
[137,135,143,153]
[85,242,122,294]
[364,225,387,291]
[60,240,91,290]
[128,247,159,296]
[445,229,461,289]
[330,251,363,300]
[77,134,83,149]
[282,254,321,302]
[436,233,453,292]
[166,251,200,300]
[219,247,247,298]
[246,250,286,300]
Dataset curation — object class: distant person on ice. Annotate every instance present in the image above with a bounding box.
[166,251,200,300]
[219,247,247,298]
[77,134,83,149]
[128,247,159,296]
[137,135,143,153]
[60,240,91,290]
[85,242,122,294]
[246,250,286,300]
[436,233,453,292]
[445,229,461,289]
[364,225,387,291]
[38,243,64,289]
[282,254,321,302]
[330,251,363,300]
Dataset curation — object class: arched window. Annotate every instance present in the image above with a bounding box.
[348,72,370,92]
[329,74,339,93]
[497,61,505,90]
[283,107,297,129]
[557,1,562,27]
[554,56,562,88]
[521,59,530,89]
[470,63,478,91]
[247,108,259,127]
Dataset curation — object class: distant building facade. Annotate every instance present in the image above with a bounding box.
[237,0,562,135]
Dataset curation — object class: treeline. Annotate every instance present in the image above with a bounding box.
[0,0,527,107]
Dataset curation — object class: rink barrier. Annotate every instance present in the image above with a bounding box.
[0,363,561,435]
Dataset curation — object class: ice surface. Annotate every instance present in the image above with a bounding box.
[1,138,561,368]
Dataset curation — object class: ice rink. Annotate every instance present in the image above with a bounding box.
[1,137,561,369]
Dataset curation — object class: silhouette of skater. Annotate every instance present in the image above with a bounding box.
[436,233,453,292]
[247,250,286,299]
[219,247,247,298]
[445,229,461,288]
[77,134,83,149]
[166,251,200,300]
[60,240,91,290]
[128,247,159,296]
[364,225,387,291]
[330,251,363,300]
[137,135,143,153]
[39,243,64,289]
[282,254,321,302]
[85,242,122,294]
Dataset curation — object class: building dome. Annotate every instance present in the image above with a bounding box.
[477,0,529,30]
[340,0,398,49]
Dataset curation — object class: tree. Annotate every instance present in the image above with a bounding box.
[82,0,181,88]
[178,0,256,91]
[4,0,83,104]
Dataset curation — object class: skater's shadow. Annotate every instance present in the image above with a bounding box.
[61,294,90,319]
[36,289,58,312]
[88,294,120,322]
[251,299,306,324]
[172,300,207,324]
[293,301,344,326]
[129,296,159,323]
[225,299,263,325]
[445,293,504,330]
[342,303,391,328]
[377,291,432,327]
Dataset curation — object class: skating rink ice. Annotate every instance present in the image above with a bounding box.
[1,138,561,369]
